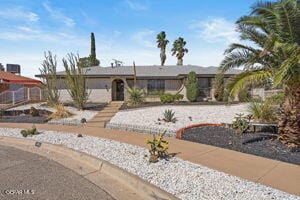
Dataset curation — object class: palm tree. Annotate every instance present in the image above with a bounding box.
[171,37,188,65]
[156,31,169,66]
[220,0,300,146]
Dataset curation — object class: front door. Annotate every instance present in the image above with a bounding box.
[115,80,124,101]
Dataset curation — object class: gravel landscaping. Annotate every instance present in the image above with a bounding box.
[0,127,298,200]
[181,126,300,165]
[108,104,249,136]
[7,103,98,126]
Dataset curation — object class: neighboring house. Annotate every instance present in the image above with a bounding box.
[36,65,241,103]
[0,71,42,92]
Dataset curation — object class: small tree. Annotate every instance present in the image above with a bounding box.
[63,53,90,110]
[39,51,60,106]
[185,71,198,102]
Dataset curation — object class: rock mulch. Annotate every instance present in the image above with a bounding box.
[181,126,300,165]
[108,104,249,136]
[0,127,298,200]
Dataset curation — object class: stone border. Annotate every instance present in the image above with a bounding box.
[176,123,222,139]
[0,136,179,200]
[106,122,177,137]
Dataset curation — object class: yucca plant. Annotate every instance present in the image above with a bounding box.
[127,87,145,106]
[163,109,177,123]
[248,99,278,123]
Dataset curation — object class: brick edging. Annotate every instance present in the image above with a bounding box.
[176,123,222,139]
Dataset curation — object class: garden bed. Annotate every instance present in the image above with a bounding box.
[120,101,240,110]
[181,126,300,165]
[0,108,52,123]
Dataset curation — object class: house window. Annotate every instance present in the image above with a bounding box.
[147,80,165,95]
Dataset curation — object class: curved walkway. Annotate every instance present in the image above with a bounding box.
[1,123,300,196]
[0,144,114,200]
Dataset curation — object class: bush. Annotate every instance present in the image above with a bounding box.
[185,71,198,102]
[238,88,251,102]
[248,99,278,123]
[146,133,169,163]
[81,118,87,123]
[20,125,39,137]
[213,73,225,101]
[127,87,145,106]
[160,93,183,104]
[29,107,39,117]
[50,104,73,119]
[163,109,177,123]
[232,113,251,133]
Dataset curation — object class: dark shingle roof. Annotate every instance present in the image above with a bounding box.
[55,65,241,78]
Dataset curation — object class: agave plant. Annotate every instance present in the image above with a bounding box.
[163,109,177,123]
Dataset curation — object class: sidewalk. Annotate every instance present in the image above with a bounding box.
[1,123,299,196]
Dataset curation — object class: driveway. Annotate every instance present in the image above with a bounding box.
[0,145,115,200]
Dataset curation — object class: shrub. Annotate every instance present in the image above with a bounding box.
[185,71,198,102]
[146,133,169,163]
[160,93,183,104]
[127,87,145,106]
[20,125,39,137]
[174,93,184,101]
[81,118,87,123]
[238,88,251,102]
[248,99,278,123]
[50,104,73,119]
[213,73,225,101]
[232,113,251,133]
[163,109,176,123]
[29,107,39,117]
[160,93,174,103]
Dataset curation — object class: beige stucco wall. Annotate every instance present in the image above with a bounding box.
[56,78,112,103]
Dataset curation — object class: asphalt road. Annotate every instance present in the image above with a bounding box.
[0,145,115,200]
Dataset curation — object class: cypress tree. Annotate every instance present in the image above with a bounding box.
[185,71,198,102]
[89,32,100,66]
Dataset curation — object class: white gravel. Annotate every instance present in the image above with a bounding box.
[108,104,249,135]
[8,103,98,125]
[0,127,298,200]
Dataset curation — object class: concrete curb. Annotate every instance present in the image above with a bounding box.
[0,136,179,200]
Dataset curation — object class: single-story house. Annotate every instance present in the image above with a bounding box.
[36,65,241,103]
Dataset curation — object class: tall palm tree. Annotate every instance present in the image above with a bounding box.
[156,31,169,66]
[171,37,188,65]
[220,0,300,146]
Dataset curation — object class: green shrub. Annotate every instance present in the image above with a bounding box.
[238,88,251,102]
[174,93,184,101]
[267,93,284,105]
[160,93,183,104]
[248,99,278,123]
[20,125,39,137]
[185,71,198,102]
[232,113,251,133]
[160,93,174,103]
[127,87,145,106]
[146,133,169,163]
[163,109,176,123]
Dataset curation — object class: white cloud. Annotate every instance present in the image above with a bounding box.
[0,7,39,22]
[124,0,147,11]
[17,26,39,33]
[189,18,239,44]
[131,30,155,48]
[43,2,75,27]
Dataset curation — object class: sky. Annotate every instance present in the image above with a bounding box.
[0,0,259,78]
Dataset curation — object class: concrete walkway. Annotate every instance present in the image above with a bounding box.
[1,123,299,196]
[87,101,123,128]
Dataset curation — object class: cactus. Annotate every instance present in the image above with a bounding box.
[20,125,39,137]
[146,132,169,163]
[163,109,177,123]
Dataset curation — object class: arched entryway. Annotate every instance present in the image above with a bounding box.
[112,79,124,101]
